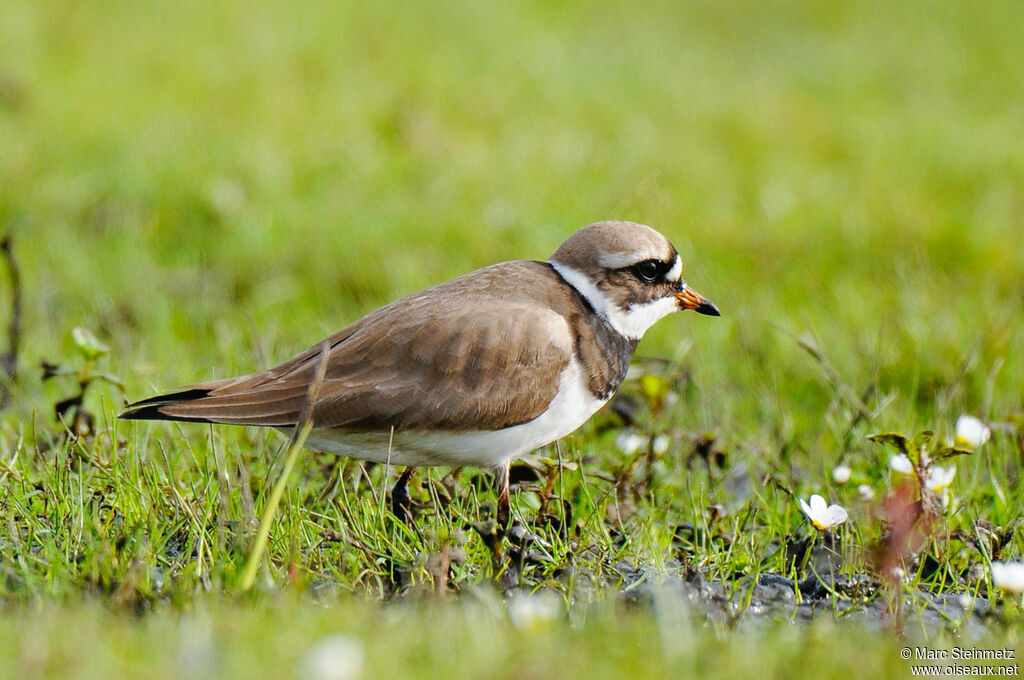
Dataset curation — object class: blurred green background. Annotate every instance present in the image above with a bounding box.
[2,0,1021,451]
[2,0,1021,444]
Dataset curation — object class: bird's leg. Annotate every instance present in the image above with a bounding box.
[467,463,519,588]
[496,461,511,528]
[390,466,416,522]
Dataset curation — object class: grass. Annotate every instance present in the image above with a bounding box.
[1,0,1024,677]
[0,597,930,680]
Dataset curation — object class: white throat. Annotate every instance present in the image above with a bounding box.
[549,260,679,341]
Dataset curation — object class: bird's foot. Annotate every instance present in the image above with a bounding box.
[389,467,416,523]
[470,502,519,588]
[497,492,511,529]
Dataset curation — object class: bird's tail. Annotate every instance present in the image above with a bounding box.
[118,374,306,427]
[119,382,233,424]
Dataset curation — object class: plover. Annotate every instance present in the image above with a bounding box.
[120,220,719,522]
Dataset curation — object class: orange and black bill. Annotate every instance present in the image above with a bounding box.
[675,284,720,316]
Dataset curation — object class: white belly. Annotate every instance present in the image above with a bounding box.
[293,358,606,470]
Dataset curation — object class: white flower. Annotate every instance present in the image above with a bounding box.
[652,435,671,455]
[177,615,215,677]
[799,494,848,531]
[991,562,1024,593]
[890,454,914,474]
[507,591,561,632]
[955,415,991,449]
[858,484,875,501]
[832,464,852,484]
[615,430,646,456]
[925,465,956,492]
[301,634,364,680]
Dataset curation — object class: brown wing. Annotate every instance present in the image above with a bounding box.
[120,261,575,432]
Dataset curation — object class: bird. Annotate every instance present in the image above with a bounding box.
[120,220,720,524]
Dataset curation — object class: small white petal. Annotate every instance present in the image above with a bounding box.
[858,484,875,501]
[652,435,671,455]
[824,504,848,527]
[302,635,364,680]
[890,454,914,475]
[926,465,956,492]
[615,430,646,456]
[992,562,1024,593]
[956,415,991,449]
[507,592,561,631]
[799,495,847,530]
[832,464,852,484]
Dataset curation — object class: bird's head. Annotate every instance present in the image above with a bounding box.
[549,220,719,340]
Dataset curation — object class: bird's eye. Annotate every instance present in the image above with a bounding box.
[634,260,660,282]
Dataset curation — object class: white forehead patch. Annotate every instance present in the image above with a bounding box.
[550,261,679,341]
[597,250,653,269]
